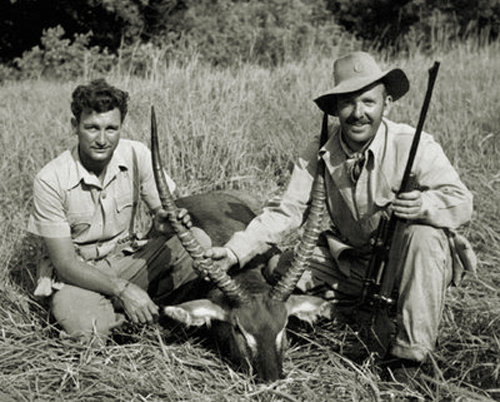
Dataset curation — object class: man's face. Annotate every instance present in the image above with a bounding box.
[72,108,122,172]
[336,83,392,151]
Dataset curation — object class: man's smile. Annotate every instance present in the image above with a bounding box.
[348,122,370,132]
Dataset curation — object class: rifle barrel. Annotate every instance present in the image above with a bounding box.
[399,62,440,193]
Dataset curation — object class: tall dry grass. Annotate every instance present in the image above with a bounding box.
[0,38,498,401]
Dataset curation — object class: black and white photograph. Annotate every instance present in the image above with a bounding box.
[0,0,498,400]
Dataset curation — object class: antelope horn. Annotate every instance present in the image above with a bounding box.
[150,106,250,306]
[270,113,329,301]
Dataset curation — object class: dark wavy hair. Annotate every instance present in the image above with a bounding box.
[71,79,129,122]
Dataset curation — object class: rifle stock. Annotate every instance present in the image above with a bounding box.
[360,62,440,309]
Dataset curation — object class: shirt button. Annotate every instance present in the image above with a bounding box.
[101,191,107,199]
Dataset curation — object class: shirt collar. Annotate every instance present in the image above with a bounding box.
[67,141,129,190]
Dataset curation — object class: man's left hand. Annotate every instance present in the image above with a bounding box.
[391,190,426,220]
[200,247,238,281]
[116,281,159,324]
[154,208,192,234]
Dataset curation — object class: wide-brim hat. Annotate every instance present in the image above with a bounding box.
[314,51,409,115]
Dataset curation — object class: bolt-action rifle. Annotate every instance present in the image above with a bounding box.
[360,62,441,318]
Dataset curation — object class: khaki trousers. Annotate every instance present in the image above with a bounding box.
[51,228,210,340]
[266,224,452,362]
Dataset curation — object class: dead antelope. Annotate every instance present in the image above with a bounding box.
[151,107,332,381]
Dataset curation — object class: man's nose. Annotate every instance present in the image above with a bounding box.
[96,130,106,145]
[352,102,364,118]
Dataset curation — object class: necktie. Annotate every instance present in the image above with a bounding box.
[346,152,366,183]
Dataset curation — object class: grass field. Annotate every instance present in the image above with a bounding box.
[0,40,499,401]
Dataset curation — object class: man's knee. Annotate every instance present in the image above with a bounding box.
[401,224,448,250]
[51,285,124,341]
[394,224,452,278]
[397,224,451,266]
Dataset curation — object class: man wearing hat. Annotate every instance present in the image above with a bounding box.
[205,52,474,378]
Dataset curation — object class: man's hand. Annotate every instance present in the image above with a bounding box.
[391,190,426,220]
[116,281,159,324]
[203,247,238,274]
[154,207,192,234]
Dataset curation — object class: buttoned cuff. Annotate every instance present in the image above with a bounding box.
[225,233,256,268]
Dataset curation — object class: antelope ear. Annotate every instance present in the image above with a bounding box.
[285,295,334,325]
[163,299,229,327]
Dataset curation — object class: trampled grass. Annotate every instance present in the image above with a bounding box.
[0,40,498,401]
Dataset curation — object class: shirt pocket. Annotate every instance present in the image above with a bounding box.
[67,212,93,239]
[115,194,134,229]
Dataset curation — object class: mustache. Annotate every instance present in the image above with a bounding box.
[346,117,370,125]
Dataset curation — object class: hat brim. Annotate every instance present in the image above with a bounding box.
[314,68,409,115]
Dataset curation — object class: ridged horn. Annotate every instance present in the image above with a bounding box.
[270,113,329,301]
[150,106,250,305]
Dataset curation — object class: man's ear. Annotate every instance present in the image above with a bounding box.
[70,117,78,135]
[382,94,393,117]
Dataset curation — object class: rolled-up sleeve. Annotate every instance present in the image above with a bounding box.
[27,175,71,238]
[226,137,319,266]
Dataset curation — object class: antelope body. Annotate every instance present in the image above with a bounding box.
[151,107,333,381]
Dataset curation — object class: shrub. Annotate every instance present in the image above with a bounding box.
[14,26,116,80]
[0,64,18,83]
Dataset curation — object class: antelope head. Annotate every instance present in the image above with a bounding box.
[151,107,332,381]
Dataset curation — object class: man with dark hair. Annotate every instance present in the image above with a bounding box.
[70,78,129,123]
[28,79,208,341]
[205,52,475,380]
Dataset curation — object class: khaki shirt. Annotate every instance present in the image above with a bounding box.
[27,139,176,260]
[227,118,473,267]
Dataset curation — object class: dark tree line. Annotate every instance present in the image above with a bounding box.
[1,0,498,66]
[1,0,187,63]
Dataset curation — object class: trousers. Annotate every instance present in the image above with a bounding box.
[51,227,210,340]
[266,224,452,362]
